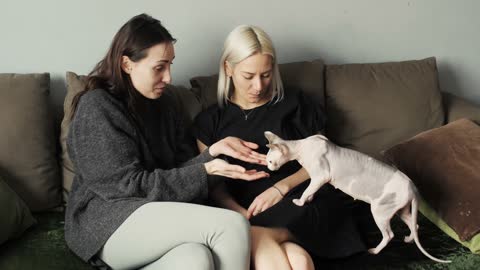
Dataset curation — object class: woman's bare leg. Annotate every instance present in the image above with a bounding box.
[281,242,315,270]
[250,226,313,270]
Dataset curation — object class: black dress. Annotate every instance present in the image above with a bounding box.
[193,89,367,258]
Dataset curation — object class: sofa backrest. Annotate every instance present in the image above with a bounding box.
[5,57,478,210]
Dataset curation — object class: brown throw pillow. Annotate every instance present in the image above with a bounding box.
[0,73,61,211]
[326,57,444,160]
[190,59,325,110]
[383,118,480,241]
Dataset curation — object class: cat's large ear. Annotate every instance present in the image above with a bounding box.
[278,143,289,155]
[265,131,283,144]
[266,143,277,150]
[266,143,289,155]
[317,134,329,141]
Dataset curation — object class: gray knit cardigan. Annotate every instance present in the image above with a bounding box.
[65,89,213,262]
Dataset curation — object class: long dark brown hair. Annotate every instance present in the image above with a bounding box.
[70,13,176,120]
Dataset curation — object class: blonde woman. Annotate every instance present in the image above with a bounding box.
[194,25,367,269]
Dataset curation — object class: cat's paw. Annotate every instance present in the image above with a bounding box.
[293,199,304,206]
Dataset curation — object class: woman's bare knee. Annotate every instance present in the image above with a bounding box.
[281,242,315,270]
[251,226,290,244]
[250,226,292,270]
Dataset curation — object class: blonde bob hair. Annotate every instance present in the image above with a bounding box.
[217,25,284,107]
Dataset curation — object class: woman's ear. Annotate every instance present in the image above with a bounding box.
[121,56,133,74]
[225,61,233,77]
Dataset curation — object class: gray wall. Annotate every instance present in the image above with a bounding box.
[2,0,480,116]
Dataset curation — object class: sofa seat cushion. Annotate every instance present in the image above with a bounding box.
[325,57,444,160]
[383,119,480,248]
[0,73,61,211]
[0,175,36,245]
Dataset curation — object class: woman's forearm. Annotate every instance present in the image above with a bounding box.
[273,167,310,196]
[197,139,246,213]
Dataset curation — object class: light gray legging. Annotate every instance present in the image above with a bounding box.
[98,202,250,270]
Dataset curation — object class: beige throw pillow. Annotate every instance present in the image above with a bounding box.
[60,72,87,202]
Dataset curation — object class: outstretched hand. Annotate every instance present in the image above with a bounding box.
[246,186,283,219]
[209,137,267,165]
[204,159,269,181]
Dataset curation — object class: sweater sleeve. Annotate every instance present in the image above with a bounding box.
[67,90,210,202]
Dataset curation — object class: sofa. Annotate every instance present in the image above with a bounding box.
[1,57,479,270]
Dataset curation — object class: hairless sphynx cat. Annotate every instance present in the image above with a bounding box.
[264,131,451,263]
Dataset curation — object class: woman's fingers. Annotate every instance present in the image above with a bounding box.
[232,152,258,163]
[214,137,269,165]
[229,171,269,181]
[248,192,278,217]
[250,151,266,159]
[225,144,252,159]
[208,159,269,180]
[224,163,246,173]
[260,203,271,213]
[247,204,255,218]
[252,188,283,216]
[207,162,260,183]
[241,140,259,149]
[248,200,262,217]
[231,148,266,165]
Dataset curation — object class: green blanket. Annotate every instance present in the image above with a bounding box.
[315,213,480,269]
[0,211,478,270]
[0,212,91,270]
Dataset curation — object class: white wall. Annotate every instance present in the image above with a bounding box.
[2,0,480,116]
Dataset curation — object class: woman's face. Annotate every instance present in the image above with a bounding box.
[123,42,175,99]
[227,52,273,107]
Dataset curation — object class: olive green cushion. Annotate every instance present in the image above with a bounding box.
[0,175,36,245]
[325,57,444,160]
[420,200,480,255]
[0,73,61,211]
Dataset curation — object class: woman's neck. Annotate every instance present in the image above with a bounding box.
[230,94,271,110]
